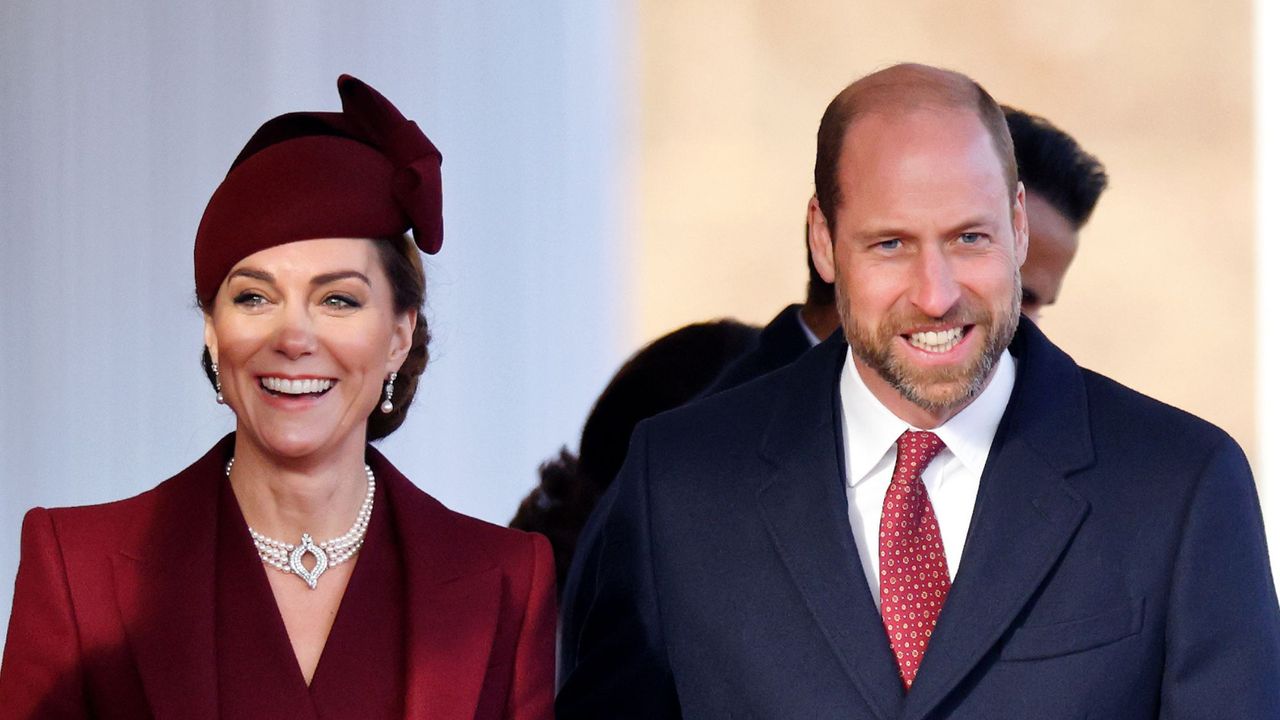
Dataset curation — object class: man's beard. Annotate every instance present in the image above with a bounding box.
[839,275,1021,413]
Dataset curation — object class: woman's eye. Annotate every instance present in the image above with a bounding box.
[323,294,361,309]
[233,292,267,307]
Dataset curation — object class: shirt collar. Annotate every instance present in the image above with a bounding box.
[796,306,822,347]
[839,346,1017,486]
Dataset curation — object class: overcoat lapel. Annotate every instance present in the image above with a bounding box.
[372,450,501,720]
[109,438,508,720]
[113,437,230,720]
[900,320,1096,720]
[756,338,905,720]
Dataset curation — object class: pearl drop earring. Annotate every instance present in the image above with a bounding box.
[380,372,397,414]
[212,362,225,404]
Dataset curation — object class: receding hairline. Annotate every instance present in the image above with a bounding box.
[814,63,1019,228]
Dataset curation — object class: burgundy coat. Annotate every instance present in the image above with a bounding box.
[0,436,556,719]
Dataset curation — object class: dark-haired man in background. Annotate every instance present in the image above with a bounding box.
[557,62,1278,719]
[1004,105,1109,322]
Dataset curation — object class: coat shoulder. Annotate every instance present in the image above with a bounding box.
[438,499,552,571]
[650,355,793,439]
[34,469,204,555]
[1079,367,1240,458]
[383,471,552,589]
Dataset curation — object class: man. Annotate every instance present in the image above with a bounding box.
[702,229,839,394]
[1004,106,1108,321]
[706,106,1104,400]
[557,63,1279,718]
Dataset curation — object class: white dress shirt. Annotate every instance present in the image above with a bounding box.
[838,346,1015,610]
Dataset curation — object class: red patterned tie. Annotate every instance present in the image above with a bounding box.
[879,430,950,689]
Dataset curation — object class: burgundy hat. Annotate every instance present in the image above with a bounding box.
[194,74,442,305]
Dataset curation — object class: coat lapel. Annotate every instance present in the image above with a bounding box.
[900,319,1096,720]
[372,450,501,720]
[756,338,905,720]
[113,437,230,720]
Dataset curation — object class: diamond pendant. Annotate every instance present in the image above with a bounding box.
[289,533,329,590]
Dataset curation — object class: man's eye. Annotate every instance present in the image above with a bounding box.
[877,238,902,251]
[958,232,986,245]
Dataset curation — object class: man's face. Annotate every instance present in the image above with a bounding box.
[809,107,1027,428]
[1020,191,1080,323]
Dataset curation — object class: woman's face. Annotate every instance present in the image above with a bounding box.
[204,237,414,463]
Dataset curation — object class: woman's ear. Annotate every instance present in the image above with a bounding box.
[203,314,219,365]
[387,310,416,372]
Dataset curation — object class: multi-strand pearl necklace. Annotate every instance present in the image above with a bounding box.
[225,458,375,590]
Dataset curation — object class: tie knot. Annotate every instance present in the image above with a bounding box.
[892,430,946,484]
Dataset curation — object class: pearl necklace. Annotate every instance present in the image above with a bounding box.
[224,458,375,590]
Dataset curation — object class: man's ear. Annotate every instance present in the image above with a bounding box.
[387,310,416,373]
[1012,181,1029,266]
[807,195,838,283]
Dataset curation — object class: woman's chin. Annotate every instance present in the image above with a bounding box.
[239,425,358,465]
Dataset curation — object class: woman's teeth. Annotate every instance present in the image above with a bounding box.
[908,327,964,353]
[260,377,334,395]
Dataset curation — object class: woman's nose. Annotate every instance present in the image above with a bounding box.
[272,305,317,359]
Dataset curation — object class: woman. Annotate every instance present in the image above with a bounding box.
[0,75,555,719]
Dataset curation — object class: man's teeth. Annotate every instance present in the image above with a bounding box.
[908,327,964,353]
[261,377,334,395]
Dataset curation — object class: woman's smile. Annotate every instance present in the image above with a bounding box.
[205,237,413,462]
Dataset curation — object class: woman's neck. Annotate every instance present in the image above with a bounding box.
[226,435,371,541]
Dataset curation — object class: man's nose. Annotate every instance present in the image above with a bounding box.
[910,245,961,318]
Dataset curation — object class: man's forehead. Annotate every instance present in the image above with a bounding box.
[840,109,1001,182]
[842,104,989,153]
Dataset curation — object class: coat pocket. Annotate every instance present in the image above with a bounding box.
[998,598,1144,661]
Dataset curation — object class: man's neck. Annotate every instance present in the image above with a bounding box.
[800,302,840,342]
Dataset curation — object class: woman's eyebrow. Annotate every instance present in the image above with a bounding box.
[228,268,274,283]
[312,270,372,287]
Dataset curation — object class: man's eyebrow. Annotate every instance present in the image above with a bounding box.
[945,216,999,235]
[853,225,915,241]
[312,270,372,287]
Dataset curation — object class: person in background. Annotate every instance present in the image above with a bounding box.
[511,319,759,592]
[703,230,839,394]
[1003,105,1108,322]
[0,75,555,720]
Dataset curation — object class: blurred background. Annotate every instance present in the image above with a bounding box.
[2,0,1277,646]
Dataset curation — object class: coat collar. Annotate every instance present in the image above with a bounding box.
[757,335,906,720]
[369,447,504,720]
[112,436,502,720]
[112,436,229,720]
[756,318,1093,720]
[900,318,1092,720]
[760,303,817,354]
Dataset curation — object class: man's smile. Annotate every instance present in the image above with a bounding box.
[903,325,970,354]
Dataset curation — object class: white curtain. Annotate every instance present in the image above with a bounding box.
[0,0,633,642]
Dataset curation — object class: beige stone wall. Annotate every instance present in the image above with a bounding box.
[632,0,1256,459]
